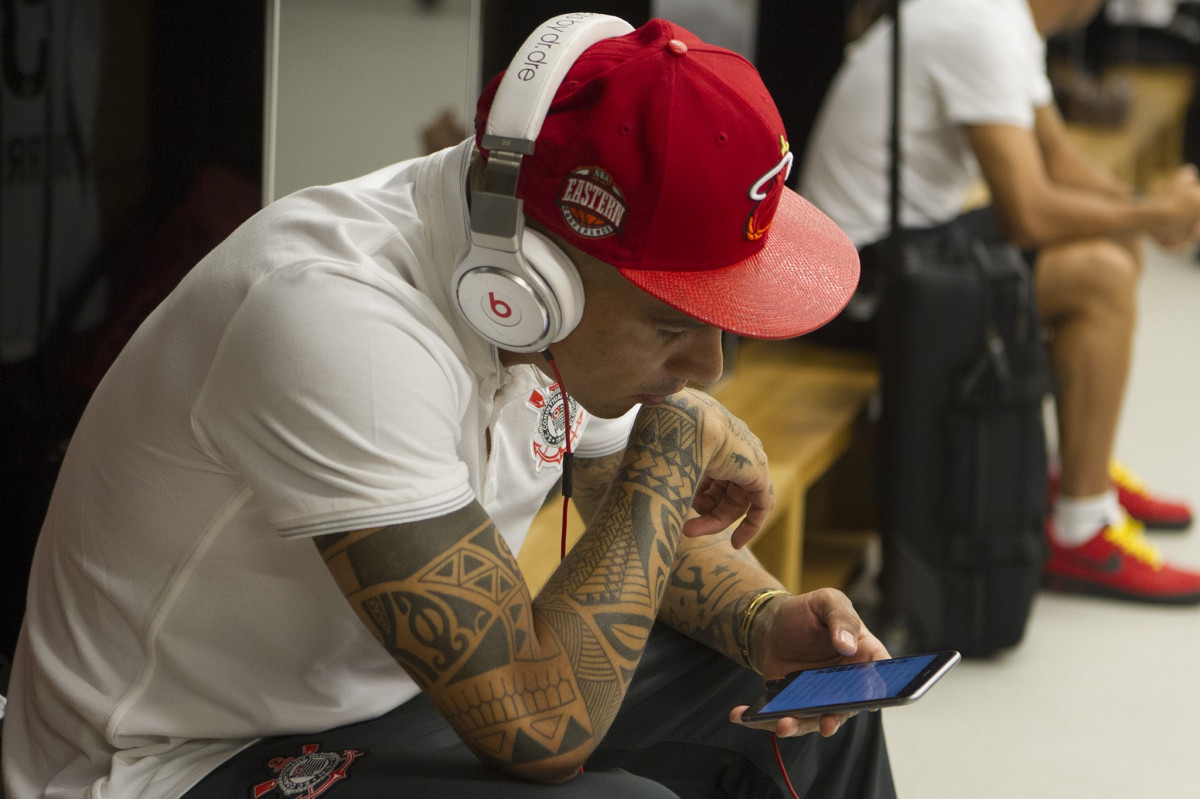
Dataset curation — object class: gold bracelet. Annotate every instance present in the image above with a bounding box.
[737,588,789,670]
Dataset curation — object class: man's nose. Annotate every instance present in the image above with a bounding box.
[668,327,725,387]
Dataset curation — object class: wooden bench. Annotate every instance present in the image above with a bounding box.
[1064,64,1196,191]
[517,339,880,596]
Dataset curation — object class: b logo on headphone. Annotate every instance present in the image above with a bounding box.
[452,14,634,353]
[487,291,518,323]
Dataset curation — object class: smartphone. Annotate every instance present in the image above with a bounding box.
[742,651,961,722]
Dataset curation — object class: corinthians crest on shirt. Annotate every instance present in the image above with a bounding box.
[527,384,584,471]
[557,166,627,238]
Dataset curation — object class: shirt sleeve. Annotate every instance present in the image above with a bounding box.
[574,405,638,458]
[194,262,477,537]
[926,7,1043,129]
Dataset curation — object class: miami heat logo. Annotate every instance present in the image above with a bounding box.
[745,135,793,242]
[527,384,583,470]
[252,744,363,798]
[557,166,627,239]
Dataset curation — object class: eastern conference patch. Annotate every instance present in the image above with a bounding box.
[253,744,365,798]
[557,166,627,238]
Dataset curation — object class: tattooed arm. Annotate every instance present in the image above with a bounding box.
[570,396,786,674]
[314,388,769,783]
[660,528,891,740]
[573,442,785,672]
[659,531,785,669]
[654,472,891,741]
[572,397,888,738]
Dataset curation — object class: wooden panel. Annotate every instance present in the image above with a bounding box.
[710,340,878,487]
[1064,65,1196,189]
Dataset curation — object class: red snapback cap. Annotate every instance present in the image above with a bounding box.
[475,18,859,339]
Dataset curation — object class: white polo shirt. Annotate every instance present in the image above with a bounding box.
[3,140,636,799]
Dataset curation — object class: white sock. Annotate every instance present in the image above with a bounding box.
[1053,491,1123,546]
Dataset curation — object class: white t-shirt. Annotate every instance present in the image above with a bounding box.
[799,0,1053,246]
[3,140,636,799]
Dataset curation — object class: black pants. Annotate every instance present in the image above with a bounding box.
[184,625,895,799]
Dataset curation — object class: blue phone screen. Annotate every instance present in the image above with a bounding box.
[759,654,938,714]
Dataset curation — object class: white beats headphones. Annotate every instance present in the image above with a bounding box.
[453,14,634,352]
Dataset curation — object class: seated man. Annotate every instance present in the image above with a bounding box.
[2,15,896,799]
[800,0,1200,603]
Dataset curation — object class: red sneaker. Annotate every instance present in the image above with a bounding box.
[1109,461,1193,530]
[1043,517,1200,604]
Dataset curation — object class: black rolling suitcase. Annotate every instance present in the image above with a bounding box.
[876,220,1052,657]
[872,2,1052,657]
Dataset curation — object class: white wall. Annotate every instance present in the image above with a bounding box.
[263,0,479,202]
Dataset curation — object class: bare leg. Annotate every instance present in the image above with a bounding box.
[1033,237,1140,498]
[1035,237,1200,603]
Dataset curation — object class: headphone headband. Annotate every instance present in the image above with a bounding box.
[484,14,635,151]
[471,13,634,254]
[454,14,633,353]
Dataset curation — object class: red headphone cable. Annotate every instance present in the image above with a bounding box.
[543,349,581,775]
[541,350,573,561]
[772,732,803,798]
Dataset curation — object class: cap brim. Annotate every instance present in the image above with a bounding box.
[614,189,860,339]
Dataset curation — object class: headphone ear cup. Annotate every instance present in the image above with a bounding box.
[453,228,584,352]
[520,228,584,343]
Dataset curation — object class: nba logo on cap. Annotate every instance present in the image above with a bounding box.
[557,166,628,239]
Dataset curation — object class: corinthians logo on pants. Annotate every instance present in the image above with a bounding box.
[253,744,364,798]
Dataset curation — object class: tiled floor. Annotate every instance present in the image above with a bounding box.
[881,243,1200,797]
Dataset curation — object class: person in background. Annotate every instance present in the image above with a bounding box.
[800,0,1200,604]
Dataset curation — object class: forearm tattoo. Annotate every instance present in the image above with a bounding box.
[314,395,712,773]
[568,451,624,527]
[660,534,778,666]
[644,392,777,664]
[536,394,708,732]
[318,509,591,770]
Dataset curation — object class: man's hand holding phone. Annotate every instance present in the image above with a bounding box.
[729,587,892,738]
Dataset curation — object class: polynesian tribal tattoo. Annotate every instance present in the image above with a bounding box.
[315,391,717,771]
[660,533,770,666]
[648,393,777,668]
